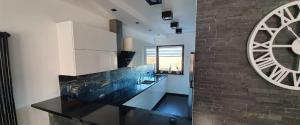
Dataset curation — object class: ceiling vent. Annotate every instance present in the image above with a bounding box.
[162,10,173,20]
[145,0,162,5]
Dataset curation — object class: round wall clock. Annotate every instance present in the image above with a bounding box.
[248,1,300,90]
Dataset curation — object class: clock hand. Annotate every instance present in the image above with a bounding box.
[287,26,300,41]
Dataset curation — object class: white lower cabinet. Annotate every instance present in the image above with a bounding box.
[123,77,167,110]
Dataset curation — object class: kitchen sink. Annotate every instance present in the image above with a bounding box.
[141,80,155,84]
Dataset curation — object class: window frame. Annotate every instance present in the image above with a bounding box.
[156,45,184,75]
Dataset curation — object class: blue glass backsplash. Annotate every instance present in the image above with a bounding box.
[59,65,155,101]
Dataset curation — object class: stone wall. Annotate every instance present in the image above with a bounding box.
[194,0,300,125]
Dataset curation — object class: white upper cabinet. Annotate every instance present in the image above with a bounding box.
[75,50,117,76]
[57,21,117,76]
[73,22,117,51]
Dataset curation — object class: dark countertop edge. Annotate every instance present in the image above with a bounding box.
[32,102,192,124]
[32,104,101,125]
[31,104,73,120]
[31,75,170,122]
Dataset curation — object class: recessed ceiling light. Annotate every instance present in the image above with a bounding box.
[111,9,117,12]
[135,22,140,24]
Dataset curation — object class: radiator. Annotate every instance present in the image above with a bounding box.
[0,32,17,125]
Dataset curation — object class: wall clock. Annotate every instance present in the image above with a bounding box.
[248,1,300,90]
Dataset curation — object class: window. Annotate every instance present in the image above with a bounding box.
[157,45,184,75]
[145,47,156,65]
[145,45,184,75]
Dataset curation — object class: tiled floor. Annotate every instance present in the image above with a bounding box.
[153,94,189,118]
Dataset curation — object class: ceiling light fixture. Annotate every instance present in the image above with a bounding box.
[162,10,173,20]
[170,22,179,29]
[111,9,117,12]
[176,28,182,34]
[145,0,162,5]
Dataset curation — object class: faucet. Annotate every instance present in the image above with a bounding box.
[138,73,143,84]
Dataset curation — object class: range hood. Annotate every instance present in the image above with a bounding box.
[109,19,135,68]
[117,51,135,68]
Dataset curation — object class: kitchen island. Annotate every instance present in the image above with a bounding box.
[32,75,191,125]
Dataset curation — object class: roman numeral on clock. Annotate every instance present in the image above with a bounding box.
[284,8,295,20]
[293,73,300,87]
[260,24,277,35]
[255,53,276,70]
[252,41,270,52]
[269,66,289,83]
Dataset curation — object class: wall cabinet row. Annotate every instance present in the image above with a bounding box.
[57,21,117,76]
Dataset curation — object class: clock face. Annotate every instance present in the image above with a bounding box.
[248,1,300,90]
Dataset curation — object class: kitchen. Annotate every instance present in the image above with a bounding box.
[32,0,196,124]
[3,0,299,125]
[0,0,196,125]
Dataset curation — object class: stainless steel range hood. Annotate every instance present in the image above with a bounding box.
[109,19,135,68]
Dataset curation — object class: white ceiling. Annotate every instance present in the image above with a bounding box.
[62,0,197,36]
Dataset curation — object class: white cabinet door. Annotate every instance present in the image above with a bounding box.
[124,88,154,110]
[75,50,117,76]
[73,22,117,51]
[57,21,118,76]
[123,77,167,110]
[151,78,167,106]
[57,21,77,76]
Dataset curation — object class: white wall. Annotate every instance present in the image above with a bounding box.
[123,26,156,43]
[0,0,111,125]
[123,25,156,67]
[156,32,196,95]
[130,38,155,67]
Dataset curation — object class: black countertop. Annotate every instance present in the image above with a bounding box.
[31,75,192,125]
